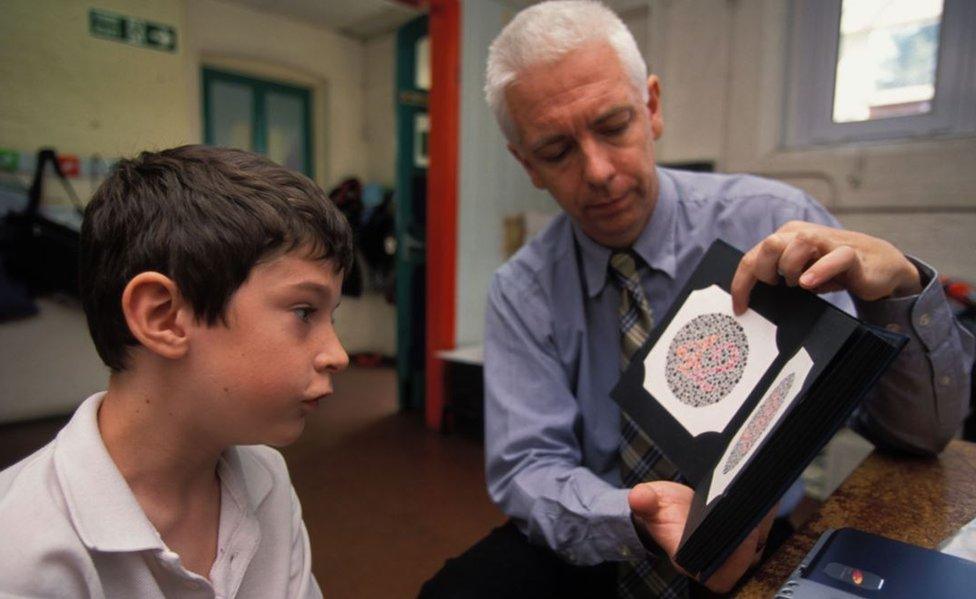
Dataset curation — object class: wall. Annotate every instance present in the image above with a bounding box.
[183,1,397,355]
[185,0,369,187]
[455,0,556,347]
[0,0,194,202]
[453,0,976,351]
[648,0,976,280]
[0,0,396,422]
[364,32,397,187]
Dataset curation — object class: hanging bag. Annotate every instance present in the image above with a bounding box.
[0,148,83,297]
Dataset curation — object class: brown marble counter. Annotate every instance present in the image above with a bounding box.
[735,439,976,598]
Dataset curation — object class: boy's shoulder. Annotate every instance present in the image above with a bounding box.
[0,435,101,596]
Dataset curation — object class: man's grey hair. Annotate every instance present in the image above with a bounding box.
[485,0,649,142]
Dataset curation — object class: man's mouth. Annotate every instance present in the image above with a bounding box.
[586,193,629,214]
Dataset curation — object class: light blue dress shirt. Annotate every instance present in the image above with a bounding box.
[484,167,974,566]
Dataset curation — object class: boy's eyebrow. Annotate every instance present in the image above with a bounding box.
[287,280,333,298]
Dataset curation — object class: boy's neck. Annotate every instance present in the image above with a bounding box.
[99,365,224,579]
[98,366,224,517]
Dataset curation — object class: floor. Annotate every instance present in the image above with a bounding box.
[0,367,506,599]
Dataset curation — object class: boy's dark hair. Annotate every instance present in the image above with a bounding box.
[80,145,354,371]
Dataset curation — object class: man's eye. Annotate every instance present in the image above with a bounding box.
[294,307,317,323]
[541,146,570,163]
[601,122,629,136]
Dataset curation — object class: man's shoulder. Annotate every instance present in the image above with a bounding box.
[664,168,818,214]
[0,439,98,594]
[493,213,575,293]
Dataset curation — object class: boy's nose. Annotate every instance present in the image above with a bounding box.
[314,335,349,372]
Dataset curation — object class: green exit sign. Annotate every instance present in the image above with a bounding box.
[89,9,177,53]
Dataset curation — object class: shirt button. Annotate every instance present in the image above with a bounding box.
[885,323,902,333]
[918,313,931,326]
[566,552,576,563]
[940,375,952,386]
[619,545,632,558]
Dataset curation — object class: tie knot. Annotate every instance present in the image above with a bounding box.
[609,251,639,280]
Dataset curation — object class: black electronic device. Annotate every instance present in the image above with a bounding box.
[776,528,976,598]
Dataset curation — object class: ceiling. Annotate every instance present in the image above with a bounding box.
[222,0,651,41]
[223,0,423,40]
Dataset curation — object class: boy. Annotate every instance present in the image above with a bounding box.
[0,145,352,597]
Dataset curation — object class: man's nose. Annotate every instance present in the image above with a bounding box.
[580,139,615,188]
[314,331,350,373]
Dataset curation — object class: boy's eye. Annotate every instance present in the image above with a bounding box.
[294,307,317,323]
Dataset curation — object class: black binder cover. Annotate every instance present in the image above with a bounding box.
[610,239,907,580]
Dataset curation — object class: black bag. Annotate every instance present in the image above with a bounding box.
[0,148,83,297]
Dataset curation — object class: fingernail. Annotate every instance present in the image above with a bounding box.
[799,273,815,287]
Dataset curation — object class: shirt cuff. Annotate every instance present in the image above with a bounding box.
[853,256,952,353]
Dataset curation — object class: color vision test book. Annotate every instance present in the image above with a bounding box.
[610,239,907,581]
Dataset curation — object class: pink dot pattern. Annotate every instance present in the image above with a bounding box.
[722,372,796,475]
[665,313,748,407]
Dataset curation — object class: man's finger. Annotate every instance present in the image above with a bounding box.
[627,483,660,515]
[798,245,856,290]
[778,234,820,287]
[732,233,789,314]
[752,234,790,285]
[730,254,759,315]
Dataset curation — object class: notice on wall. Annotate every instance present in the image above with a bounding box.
[89,9,177,53]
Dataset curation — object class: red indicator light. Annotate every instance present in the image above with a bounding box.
[851,569,864,585]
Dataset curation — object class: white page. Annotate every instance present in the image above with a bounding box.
[643,285,778,437]
[706,347,814,504]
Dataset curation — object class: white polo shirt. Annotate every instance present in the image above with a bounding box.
[0,393,323,598]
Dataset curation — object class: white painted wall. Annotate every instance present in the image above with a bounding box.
[455,0,557,346]
[0,1,397,422]
[659,0,976,278]
[185,0,396,356]
[186,0,369,186]
[364,32,398,187]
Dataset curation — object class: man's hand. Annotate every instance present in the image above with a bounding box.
[730,221,922,315]
[629,482,777,594]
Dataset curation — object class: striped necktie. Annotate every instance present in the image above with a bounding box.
[609,251,689,599]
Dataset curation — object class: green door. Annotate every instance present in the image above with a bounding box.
[395,15,429,412]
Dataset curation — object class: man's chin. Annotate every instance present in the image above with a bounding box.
[582,220,643,249]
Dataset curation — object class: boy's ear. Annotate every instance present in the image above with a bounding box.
[121,272,191,361]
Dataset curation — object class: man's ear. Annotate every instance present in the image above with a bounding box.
[507,143,546,189]
[646,74,664,140]
[121,272,191,361]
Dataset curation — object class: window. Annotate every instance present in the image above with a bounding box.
[202,68,313,176]
[785,0,975,147]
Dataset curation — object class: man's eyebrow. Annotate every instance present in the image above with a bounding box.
[530,133,570,153]
[592,106,633,126]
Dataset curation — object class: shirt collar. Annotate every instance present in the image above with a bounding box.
[53,393,274,553]
[573,167,678,298]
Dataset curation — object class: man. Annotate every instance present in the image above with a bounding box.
[422,1,973,597]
